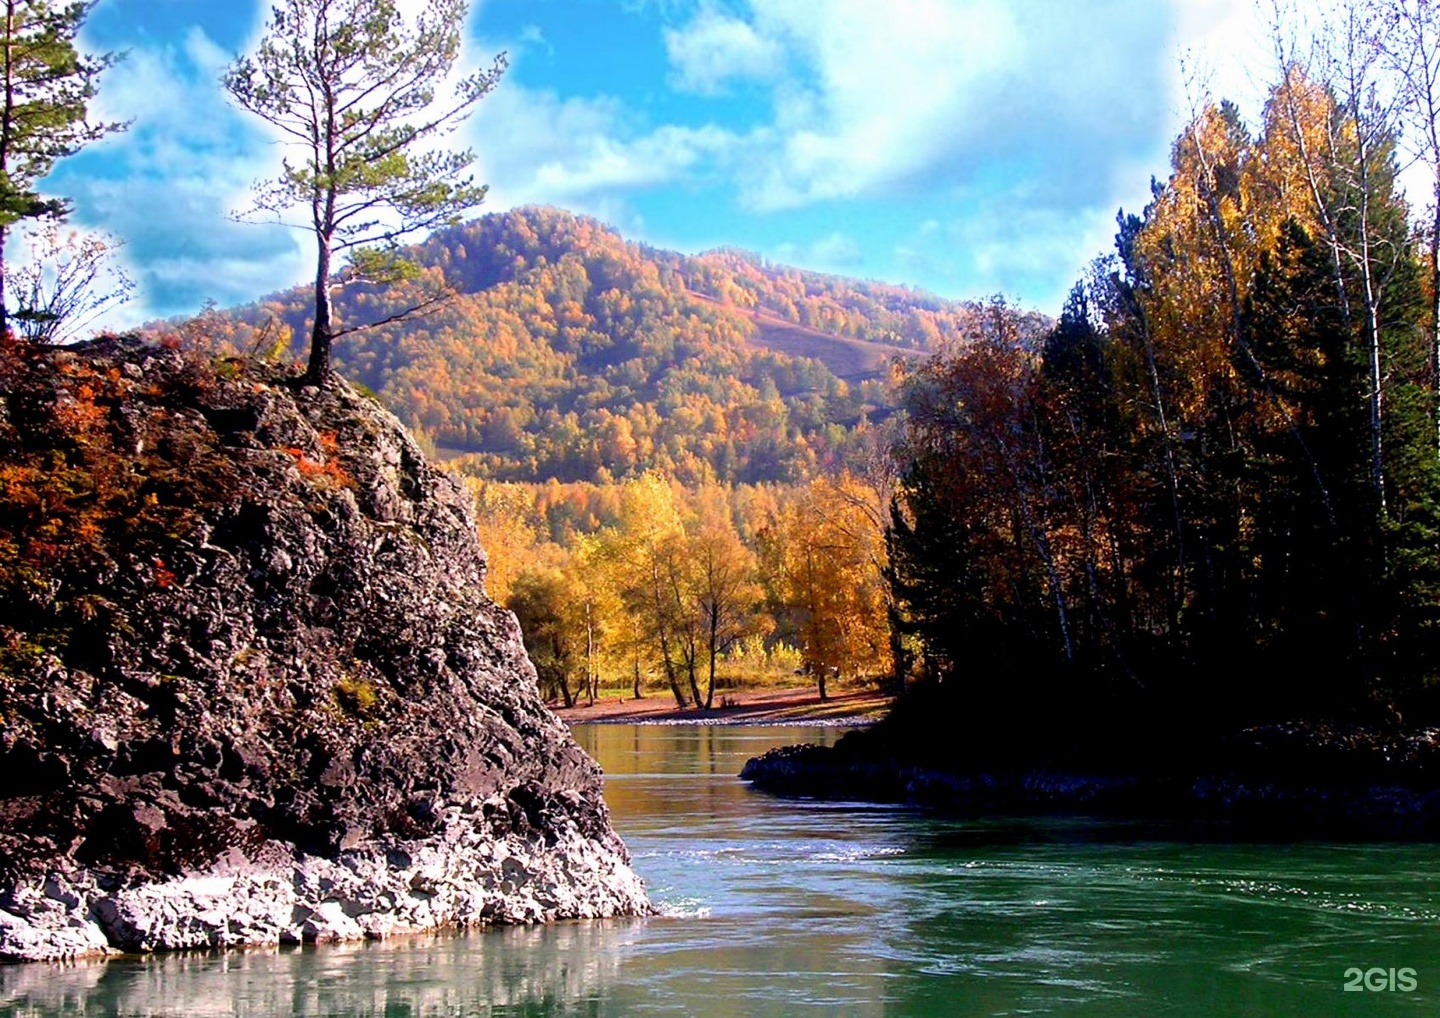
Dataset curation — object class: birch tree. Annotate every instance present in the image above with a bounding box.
[0,0,123,339]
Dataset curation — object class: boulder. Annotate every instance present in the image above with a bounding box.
[0,338,650,963]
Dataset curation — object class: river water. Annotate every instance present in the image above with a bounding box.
[3,723,1438,1016]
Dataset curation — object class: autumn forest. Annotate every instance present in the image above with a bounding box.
[157,5,1440,737]
[178,205,950,708]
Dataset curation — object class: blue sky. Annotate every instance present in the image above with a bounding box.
[53,0,1271,325]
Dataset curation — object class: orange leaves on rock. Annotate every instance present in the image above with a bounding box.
[0,348,241,617]
[285,432,356,490]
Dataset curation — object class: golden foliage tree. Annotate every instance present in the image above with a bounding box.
[763,475,894,700]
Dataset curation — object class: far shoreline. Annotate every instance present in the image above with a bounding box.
[554,686,892,727]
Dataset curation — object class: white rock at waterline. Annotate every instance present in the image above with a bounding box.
[0,801,650,964]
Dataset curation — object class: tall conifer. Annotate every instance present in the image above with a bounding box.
[224,0,506,386]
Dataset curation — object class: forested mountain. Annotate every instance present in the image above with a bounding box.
[145,205,985,706]
[187,206,998,485]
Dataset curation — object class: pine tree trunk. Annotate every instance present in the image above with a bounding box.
[306,235,334,385]
[1009,449,1075,663]
[887,604,907,694]
[651,560,687,708]
[0,225,8,342]
[554,637,575,709]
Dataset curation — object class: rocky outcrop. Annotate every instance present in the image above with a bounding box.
[0,338,650,963]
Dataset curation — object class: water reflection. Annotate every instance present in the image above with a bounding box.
[0,919,643,1018]
[577,723,845,849]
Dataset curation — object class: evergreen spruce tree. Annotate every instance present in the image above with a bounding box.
[0,0,122,340]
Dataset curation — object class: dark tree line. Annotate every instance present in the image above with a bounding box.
[887,56,1440,750]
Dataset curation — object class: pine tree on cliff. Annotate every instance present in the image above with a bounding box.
[0,0,123,341]
[224,0,505,386]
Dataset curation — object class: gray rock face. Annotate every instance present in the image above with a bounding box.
[0,339,650,963]
[2,802,647,961]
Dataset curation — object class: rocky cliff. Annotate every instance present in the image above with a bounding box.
[0,338,650,963]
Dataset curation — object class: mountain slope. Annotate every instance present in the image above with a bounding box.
[685,290,918,381]
[190,206,994,485]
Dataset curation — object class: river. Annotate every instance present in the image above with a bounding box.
[2,723,1437,1016]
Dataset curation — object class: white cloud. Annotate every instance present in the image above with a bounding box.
[49,23,306,325]
[888,200,1102,309]
[531,120,736,197]
[517,24,552,55]
[771,231,864,273]
[809,231,862,267]
[665,6,784,95]
[712,0,1173,214]
[1171,0,1272,121]
[454,12,750,226]
[181,23,232,75]
[464,76,741,218]
[55,0,1304,323]
[744,0,1018,207]
[457,0,1191,309]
